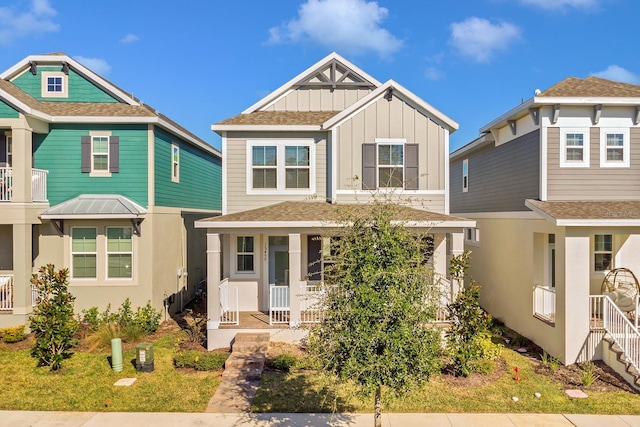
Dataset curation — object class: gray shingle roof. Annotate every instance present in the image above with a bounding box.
[540,76,640,98]
[526,199,640,221]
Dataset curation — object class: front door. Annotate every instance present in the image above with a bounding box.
[269,236,289,285]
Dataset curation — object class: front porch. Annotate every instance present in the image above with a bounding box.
[195,201,474,350]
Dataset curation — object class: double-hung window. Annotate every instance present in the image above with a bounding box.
[71,227,97,279]
[594,234,613,272]
[237,236,254,272]
[377,144,404,188]
[92,136,109,172]
[600,128,630,168]
[107,227,133,279]
[248,141,315,194]
[171,144,180,182]
[560,129,589,167]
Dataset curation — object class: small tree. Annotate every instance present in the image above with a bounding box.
[30,264,78,370]
[308,200,442,427]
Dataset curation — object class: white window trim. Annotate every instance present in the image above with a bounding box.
[106,226,134,280]
[70,226,98,280]
[464,227,480,247]
[89,131,112,177]
[5,134,12,167]
[600,128,630,168]
[560,128,590,168]
[235,236,256,274]
[462,159,469,192]
[593,234,613,274]
[375,138,405,189]
[41,71,68,98]
[171,143,180,183]
[246,140,316,195]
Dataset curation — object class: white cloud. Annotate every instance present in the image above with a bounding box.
[520,0,598,10]
[592,65,640,85]
[0,0,59,45]
[425,67,443,81]
[449,17,521,63]
[73,56,112,75]
[120,33,140,44]
[267,0,402,56]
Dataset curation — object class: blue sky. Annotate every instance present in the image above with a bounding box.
[0,0,638,152]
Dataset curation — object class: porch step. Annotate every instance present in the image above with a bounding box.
[602,335,640,390]
[224,353,266,370]
[231,332,270,353]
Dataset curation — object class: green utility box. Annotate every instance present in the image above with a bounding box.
[135,342,154,372]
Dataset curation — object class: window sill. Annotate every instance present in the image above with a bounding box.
[90,171,112,178]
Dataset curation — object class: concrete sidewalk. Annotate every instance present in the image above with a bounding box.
[2,411,640,427]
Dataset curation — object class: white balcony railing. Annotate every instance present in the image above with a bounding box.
[0,275,14,311]
[0,167,48,202]
[533,285,556,323]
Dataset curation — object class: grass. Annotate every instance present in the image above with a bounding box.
[0,332,222,412]
[252,348,640,414]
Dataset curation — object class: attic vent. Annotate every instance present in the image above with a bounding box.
[29,61,37,75]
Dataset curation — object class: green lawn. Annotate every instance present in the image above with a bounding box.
[252,349,640,414]
[0,333,222,412]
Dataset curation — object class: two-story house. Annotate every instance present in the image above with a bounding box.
[196,53,474,349]
[0,53,221,328]
[450,76,640,386]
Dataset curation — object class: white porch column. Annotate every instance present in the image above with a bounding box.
[450,231,465,295]
[288,233,302,327]
[206,233,221,330]
[11,223,33,317]
[432,234,447,279]
[562,230,590,364]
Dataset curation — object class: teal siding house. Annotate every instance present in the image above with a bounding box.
[0,53,221,327]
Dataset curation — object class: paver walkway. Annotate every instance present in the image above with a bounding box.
[205,332,270,412]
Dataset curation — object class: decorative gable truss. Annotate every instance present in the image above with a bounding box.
[292,58,377,91]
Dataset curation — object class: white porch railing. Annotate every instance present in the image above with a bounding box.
[31,283,38,307]
[433,276,455,323]
[219,279,239,325]
[270,285,290,325]
[31,168,48,202]
[533,286,556,323]
[300,281,323,324]
[0,168,48,202]
[0,167,11,202]
[590,295,640,372]
[0,275,14,311]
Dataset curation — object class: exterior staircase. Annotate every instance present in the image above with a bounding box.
[205,332,270,412]
[602,334,640,392]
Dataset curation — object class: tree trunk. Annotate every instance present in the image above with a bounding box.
[374,386,382,427]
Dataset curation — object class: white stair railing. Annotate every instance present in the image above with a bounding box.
[590,295,640,372]
[533,286,556,323]
[270,285,290,325]
[219,279,238,325]
[0,275,13,311]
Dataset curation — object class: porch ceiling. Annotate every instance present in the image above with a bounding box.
[194,201,475,230]
[526,199,640,226]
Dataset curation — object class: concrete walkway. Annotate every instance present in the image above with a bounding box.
[2,411,640,427]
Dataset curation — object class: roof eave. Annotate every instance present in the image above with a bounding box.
[211,124,323,133]
[40,213,145,220]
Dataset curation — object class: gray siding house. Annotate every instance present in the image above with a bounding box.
[450,76,640,389]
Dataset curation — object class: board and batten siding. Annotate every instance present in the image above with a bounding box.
[547,127,640,200]
[12,67,119,103]
[225,131,327,214]
[153,129,221,211]
[33,124,148,206]
[266,88,372,112]
[450,129,540,213]
[335,95,446,201]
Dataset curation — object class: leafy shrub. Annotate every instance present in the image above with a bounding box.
[446,278,501,376]
[271,354,299,372]
[0,325,27,343]
[80,299,161,339]
[80,307,100,329]
[174,350,228,370]
[135,301,161,334]
[29,265,78,370]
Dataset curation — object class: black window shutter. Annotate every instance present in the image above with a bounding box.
[307,235,322,281]
[109,136,119,173]
[81,135,91,172]
[405,143,419,190]
[362,143,377,190]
